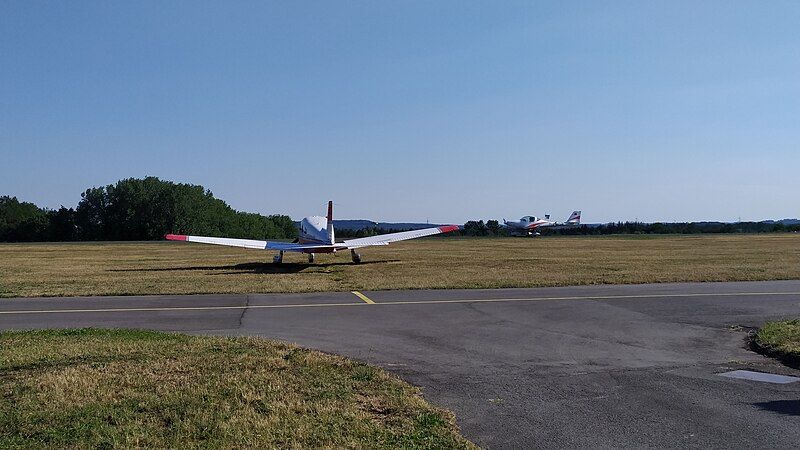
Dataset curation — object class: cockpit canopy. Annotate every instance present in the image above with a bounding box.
[520,214,550,222]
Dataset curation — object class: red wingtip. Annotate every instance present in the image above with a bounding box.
[165,234,188,241]
[438,225,460,233]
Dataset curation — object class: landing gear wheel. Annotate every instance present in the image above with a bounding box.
[273,251,283,264]
[351,249,362,264]
[308,253,315,263]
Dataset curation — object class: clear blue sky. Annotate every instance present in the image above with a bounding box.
[2,1,799,223]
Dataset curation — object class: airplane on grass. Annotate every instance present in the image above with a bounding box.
[166,201,459,264]
[502,211,581,236]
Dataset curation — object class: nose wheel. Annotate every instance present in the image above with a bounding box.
[351,249,361,264]
[308,253,315,263]
[273,251,283,264]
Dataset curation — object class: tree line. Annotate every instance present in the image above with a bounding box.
[557,221,799,235]
[1,177,296,242]
[3,179,798,242]
[455,220,800,236]
[339,219,799,238]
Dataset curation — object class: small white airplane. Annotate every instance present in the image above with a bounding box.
[166,201,459,264]
[502,211,581,236]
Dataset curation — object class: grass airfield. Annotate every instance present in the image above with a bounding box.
[1,234,799,298]
[0,329,474,449]
[2,237,799,448]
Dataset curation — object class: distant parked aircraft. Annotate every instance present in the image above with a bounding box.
[166,201,459,264]
[502,211,581,236]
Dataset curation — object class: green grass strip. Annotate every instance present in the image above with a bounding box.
[0,329,475,449]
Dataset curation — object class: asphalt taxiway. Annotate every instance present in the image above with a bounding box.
[2,281,799,448]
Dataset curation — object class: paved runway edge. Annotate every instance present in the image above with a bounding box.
[1,280,799,315]
[2,280,799,448]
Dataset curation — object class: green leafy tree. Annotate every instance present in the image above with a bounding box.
[0,196,49,241]
[75,187,109,240]
[486,220,502,235]
[463,220,489,236]
[73,177,296,241]
[47,207,77,241]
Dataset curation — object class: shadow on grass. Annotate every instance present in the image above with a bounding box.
[109,260,400,274]
[748,337,800,370]
[753,400,800,416]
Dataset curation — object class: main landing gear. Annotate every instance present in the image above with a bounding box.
[274,251,360,264]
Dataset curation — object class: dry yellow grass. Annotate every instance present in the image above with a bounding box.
[1,234,799,298]
[0,329,476,448]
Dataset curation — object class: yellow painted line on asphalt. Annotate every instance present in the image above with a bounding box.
[0,291,797,315]
[351,291,375,304]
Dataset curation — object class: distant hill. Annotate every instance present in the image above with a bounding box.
[761,218,800,225]
[332,218,800,231]
[690,219,800,226]
[332,220,439,231]
[328,220,376,230]
[588,219,800,226]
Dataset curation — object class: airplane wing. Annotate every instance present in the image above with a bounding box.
[341,225,459,249]
[165,234,340,252]
[166,225,459,252]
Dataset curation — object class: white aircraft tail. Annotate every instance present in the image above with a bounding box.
[326,201,335,244]
[567,211,581,225]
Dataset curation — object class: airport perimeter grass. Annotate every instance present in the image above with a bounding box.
[1,234,799,297]
[752,319,800,369]
[0,329,475,449]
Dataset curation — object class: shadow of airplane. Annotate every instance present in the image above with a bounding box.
[109,260,400,275]
[753,399,800,416]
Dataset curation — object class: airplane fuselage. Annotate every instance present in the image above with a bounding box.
[166,200,458,264]
[299,216,329,243]
[503,211,581,235]
[298,216,336,252]
[504,216,558,231]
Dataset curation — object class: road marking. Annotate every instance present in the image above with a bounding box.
[0,291,797,315]
[719,370,799,384]
[352,291,375,304]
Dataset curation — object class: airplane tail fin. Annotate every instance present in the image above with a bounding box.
[567,211,581,225]
[326,201,335,244]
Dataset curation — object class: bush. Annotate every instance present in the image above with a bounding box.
[2,178,297,242]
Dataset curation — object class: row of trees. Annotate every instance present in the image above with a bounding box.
[335,220,800,238]
[4,179,798,242]
[556,221,800,235]
[0,197,55,241]
[1,178,296,242]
